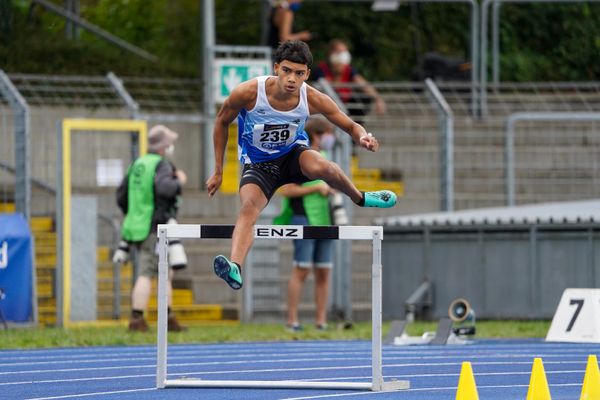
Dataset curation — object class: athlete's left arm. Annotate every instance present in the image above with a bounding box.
[306,86,378,152]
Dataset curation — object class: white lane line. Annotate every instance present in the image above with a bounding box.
[25,387,155,400]
[0,373,154,386]
[1,350,593,372]
[0,356,371,376]
[1,342,370,356]
[19,380,587,400]
[3,341,596,360]
[1,344,370,357]
[301,368,586,381]
[2,363,589,389]
[278,382,584,400]
[13,377,589,400]
[0,355,587,376]
[3,345,598,363]
[0,353,587,376]
[0,351,371,367]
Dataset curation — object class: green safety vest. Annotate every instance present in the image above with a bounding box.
[121,153,163,242]
[274,150,333,226]
[274,180,332,226]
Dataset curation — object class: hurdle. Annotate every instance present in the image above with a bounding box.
[156,224,410,392]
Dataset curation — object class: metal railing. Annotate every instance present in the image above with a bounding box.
[505,112,600,206]
[426,78,454,211]
[317,79,600,212]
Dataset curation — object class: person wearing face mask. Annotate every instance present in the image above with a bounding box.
[312,39,386,125]
[114,124,188,332]
[274,117,346,332]
[267,0,312,51]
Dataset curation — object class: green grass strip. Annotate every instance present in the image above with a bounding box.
[0,320,551,350]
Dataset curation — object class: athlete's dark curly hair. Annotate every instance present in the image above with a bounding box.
[274,40,313,67]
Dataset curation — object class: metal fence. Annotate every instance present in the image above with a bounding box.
[335,80,600,213]
[3,72,600,323]
[0,72,213,323]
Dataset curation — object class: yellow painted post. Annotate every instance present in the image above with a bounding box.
[61,119,147,327]
[221,123,240,194]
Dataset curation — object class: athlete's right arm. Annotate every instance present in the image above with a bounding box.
[206,80,257,197]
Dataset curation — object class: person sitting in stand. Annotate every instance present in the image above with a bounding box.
[311,39,386,125]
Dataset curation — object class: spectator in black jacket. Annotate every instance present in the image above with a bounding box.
[113,125,188,332]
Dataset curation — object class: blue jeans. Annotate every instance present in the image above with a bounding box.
[291,215,333,269]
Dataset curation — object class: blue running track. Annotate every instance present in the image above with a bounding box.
[1,339,598,399]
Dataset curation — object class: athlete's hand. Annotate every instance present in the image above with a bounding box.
[206,172,222,197]
[315,182,334,197]
[359,133,379,152]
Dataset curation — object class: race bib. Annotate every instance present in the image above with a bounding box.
[252,123,298,151]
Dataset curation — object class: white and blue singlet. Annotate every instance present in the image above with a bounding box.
[237,76,310,164]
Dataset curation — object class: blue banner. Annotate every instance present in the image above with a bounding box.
[0,213,33,323]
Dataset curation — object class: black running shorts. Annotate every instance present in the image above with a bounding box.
[239,145,312,200]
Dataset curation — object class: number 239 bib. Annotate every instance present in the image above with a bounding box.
[252,123,298,152]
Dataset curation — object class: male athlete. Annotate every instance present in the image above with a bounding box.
[206,40,396,290]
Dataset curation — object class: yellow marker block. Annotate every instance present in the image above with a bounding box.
[527,358,552,400]
[455,361,479,400]
[580,355,600,400]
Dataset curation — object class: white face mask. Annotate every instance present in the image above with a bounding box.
[165,144,175,157]
[320,133,336,151]
[329,50,351,66]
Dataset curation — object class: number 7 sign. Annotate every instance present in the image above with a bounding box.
[547,289,600,343]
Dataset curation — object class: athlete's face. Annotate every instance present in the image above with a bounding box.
[274,61,310,94]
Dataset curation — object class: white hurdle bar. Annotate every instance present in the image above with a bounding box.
[156,224,409,392]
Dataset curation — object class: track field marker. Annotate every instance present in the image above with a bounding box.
[580,355,600,400]
[527,358,552,400]
[455,361,479,400]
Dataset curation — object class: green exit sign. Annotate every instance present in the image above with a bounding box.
[214,59,271,103]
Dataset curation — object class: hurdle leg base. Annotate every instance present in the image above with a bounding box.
[162,379,409,391]
[382,380,410,391]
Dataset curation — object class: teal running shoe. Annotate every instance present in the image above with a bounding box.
[286,323,303,333]
[213,255,243,290]
[363,190,397,208]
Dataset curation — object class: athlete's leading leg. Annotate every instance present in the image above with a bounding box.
[299,149,362,203]
[298,149,397,208]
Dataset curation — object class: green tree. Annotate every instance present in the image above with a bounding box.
[2,0,600,81]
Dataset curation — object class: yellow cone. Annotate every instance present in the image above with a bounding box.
[580,355,600,400]
[526,358,552,400]
[455,361,479,400]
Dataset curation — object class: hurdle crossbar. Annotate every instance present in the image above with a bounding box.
[156,224,409,392]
